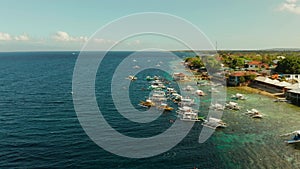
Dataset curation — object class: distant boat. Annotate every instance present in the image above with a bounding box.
[145,76,154,81]
[128,75,137,81]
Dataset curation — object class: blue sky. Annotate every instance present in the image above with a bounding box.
[0,0,300,51]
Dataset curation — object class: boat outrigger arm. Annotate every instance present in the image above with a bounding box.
[280,130,300,144]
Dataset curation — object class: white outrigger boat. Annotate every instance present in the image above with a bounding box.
[176,106,198,115]
[210,103,225,110]
[245,109,263,118]
[180,111,200,122]
[176,106,200,122]
[149,80,166,90]
[273,98,288,102]
[202,117,227,129]
[149,90,167,102]
[231,93,246,100]
[225,101,240,110]
[195,89,205,96]
[178,97,195,106]
[183,85,195,91]
[280,130,300,144]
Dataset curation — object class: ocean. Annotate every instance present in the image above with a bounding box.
[1,51,300,169]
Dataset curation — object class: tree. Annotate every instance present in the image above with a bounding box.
[239,76,246,84]
[275,56,300,74]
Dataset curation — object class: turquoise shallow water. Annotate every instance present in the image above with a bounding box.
[0,51,300,168]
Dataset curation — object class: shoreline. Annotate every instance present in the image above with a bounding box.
[229,86,280,99]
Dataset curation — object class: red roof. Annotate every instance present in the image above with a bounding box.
[248,61,261,65]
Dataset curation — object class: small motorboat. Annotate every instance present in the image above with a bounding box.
[281,130,300,144]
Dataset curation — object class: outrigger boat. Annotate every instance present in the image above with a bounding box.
[280,130,300,144]
[225,101,240,110]
[139,99,155,108]
[202,117,227,129]
[273,98,288,102]
[149,90,167,102]
[176,106,198,115]
[231,93,246,100]
[149,80,166,90]
[180,111,200,122]
[128,75,137,81]
[178,97,195,106]
[145,76,154,81]
[245,109,263,118]
[183,85,195,91]
[158,103,174,111]
[210,103,225,111]
[195,90,205,96]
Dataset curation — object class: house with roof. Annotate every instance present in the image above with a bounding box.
[246,61,269,71]
[172,72,186,81]
[228,71,258,86]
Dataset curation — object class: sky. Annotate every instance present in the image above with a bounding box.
[0,0,300,51]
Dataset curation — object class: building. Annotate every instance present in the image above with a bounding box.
[282,74,300,82]
[172,72,186,81]
[284,83,300,105]
[250,76,292,94]
[286,88,300,105]
[228,71,258,86]
[246,61,269,71]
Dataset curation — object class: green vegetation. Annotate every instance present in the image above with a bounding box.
[275,56,300,74]
[184,50,300,74]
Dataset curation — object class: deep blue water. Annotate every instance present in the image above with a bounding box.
[1,51,300,169]
[0,52,222,169]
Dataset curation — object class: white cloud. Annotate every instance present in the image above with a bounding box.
[53,31,88,42]
[15,34,30,41]
[0,32,31,41]
[279,0,300,14]
[0,32,12,41]
[93,38,117,44]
